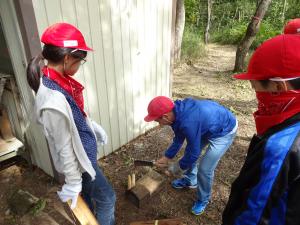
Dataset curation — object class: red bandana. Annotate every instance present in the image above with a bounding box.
[254,90,300,135]
[42,67,86,116]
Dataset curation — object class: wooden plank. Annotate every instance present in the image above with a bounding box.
[60,0,77,25]
[126,170,165,208]
[73,0,91,115]
[64,195,99,225]
[0,137,23,156]
[87,0,111,157]
[130,218,184,225]
[143,0,156,131]
[129,0,141,138]
[99,0,121,152]
[32,0,49,34]
[136,0,146,135]
[0,107,14,140]
[0,78,6,102]
[111,0,128,146]
[150,0,158,99]
[156,0,164,97]
[120,0,134,143]
[162,0,172,97]
[43,0,63,24]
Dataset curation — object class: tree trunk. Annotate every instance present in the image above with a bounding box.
[257,0,261,7]
[205,0,212,44]
[282,0,287,23]
[174,0,185,61]
[234,0,272,72]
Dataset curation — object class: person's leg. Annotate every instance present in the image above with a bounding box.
[92,165,116,225]
[192,128,237,215]
[81,172,95,212]
[172,140,209,189]
[172,163,198,188]
[82,165,116,225]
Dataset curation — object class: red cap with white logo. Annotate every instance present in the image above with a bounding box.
[284,18,300,34]
[41,23,92,51]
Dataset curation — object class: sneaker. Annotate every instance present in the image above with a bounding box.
[171,178,197,189]
[191,201,207,216]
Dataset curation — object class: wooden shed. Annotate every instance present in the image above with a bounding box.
[0,0,176,177]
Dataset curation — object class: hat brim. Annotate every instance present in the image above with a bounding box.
[78,46,93,51]
[233,73,268,80]
[144,114,159,122]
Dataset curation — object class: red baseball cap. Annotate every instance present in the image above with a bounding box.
[234,34,300,80]
[144,96,174,122]
[284,18,300,34]
[41,23,92,51]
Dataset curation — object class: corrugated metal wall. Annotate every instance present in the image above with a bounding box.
[32,0,173,156]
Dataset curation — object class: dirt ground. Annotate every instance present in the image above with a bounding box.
[0,44,258,225]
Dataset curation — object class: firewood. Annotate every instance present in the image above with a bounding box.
[126,170,165,208]
[128,174,132,190]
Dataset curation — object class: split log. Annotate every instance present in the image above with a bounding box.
[126,170,165,208]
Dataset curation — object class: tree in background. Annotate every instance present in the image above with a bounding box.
[234,0,272,72]
[204,0,213,44]
[182,0,300,62]
[174,0,185,61]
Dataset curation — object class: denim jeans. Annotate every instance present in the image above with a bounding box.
[183,121,238,204]
[82,164,116,225]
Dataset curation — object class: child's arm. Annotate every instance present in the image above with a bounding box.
[164,133,185,159]
[90,120,108,145]
[41,109,82,209]
[178,123,201,170]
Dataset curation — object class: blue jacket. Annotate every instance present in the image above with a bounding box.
[165,98,236,170]
[223,113,300,225]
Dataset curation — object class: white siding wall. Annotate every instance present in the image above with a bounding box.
[32,0,173,156]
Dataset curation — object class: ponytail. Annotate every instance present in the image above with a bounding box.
[26,54,44,93]
[26,45,87,93]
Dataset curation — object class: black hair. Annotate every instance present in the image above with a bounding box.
[258,78,300,90]
[290,78,300,90]
[26,45,87,93]
[258,80,270,88]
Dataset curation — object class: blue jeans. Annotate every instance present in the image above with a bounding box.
[183,122,238,204]
[82,165,116,225]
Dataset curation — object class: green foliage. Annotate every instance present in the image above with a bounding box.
[181,26,206,59]
[211,21,282,49]
[252,21,282,48]
[185,0,201,25]
[29,199,46,216]
[184,0,300,54]
[212,21,247,45]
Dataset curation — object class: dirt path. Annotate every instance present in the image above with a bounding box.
[110,43,258,224]
[0,44,258,225]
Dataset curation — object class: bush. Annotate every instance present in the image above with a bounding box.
[181,26,206,60]
[251,22,282,49]
[211,22,247,45]
[211,21,282,49]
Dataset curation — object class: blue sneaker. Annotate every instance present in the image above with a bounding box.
[191,201,208,215]
[171,178,197,189]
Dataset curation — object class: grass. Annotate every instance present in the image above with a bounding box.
[181,26,206,60]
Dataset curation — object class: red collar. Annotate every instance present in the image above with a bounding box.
[42,67,86,116]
